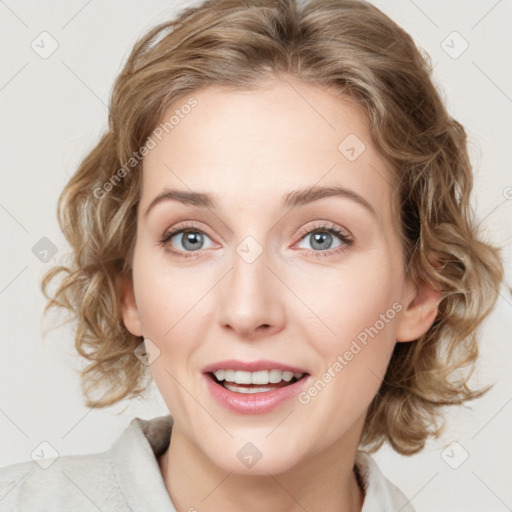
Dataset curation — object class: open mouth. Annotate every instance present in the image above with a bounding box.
[207,369,308,394]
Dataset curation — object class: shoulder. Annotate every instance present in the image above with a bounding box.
[0,415,174,512]
[0,450,129,512]
[355,451,416,512]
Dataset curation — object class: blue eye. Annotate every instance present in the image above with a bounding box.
[159,222,353,259]
[295,223,353,257]
[159,223,214,258]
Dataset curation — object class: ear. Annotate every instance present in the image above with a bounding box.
[395,276,441,343]
[117,272,143,337]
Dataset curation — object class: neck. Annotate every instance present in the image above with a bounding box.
[158,426,365,512]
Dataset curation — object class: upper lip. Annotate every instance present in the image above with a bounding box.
[202,359,309,374]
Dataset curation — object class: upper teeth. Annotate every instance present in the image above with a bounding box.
[213,369,304,385]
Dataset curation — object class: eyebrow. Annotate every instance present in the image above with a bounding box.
[144,185,376,217]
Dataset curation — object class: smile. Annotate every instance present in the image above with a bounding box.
[202,360,310,414]
[212,369,305,393]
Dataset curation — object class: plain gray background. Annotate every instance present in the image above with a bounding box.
[1,1,511,510]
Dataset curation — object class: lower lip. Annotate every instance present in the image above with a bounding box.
[203,373,309,415]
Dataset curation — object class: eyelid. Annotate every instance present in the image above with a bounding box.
[159,220,354,259]
[160,221,216,247]
[293,221,353,257]
[295,221,352,242]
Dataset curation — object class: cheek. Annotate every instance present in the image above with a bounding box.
[293,252,401,408]
[292,252,403,346]
[131,252,215,396]
[132,246,206,337]
[297,254,401,416]
[133,260,208,413]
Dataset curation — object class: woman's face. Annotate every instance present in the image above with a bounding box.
[121,77,436,475]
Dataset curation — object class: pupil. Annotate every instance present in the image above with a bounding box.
[182,232,203,251]
[311,232,331,250]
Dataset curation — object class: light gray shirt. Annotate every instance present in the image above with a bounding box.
[0,415,415,511]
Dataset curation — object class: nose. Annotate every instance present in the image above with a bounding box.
[216,247,286,340]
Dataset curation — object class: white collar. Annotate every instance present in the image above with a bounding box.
[113,415,415,512]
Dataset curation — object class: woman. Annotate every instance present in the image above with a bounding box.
[0,0,503,510]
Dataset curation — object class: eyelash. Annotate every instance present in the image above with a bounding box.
[296,223,353,257]
[158,222,353,260]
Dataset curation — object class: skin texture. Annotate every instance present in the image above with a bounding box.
[120,77,440,512]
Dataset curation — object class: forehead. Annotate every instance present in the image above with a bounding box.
[141,78,395,223]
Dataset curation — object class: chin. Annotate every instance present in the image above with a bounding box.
[201,436,307,476]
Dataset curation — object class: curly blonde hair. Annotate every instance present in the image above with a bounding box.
[42,0,503,455]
